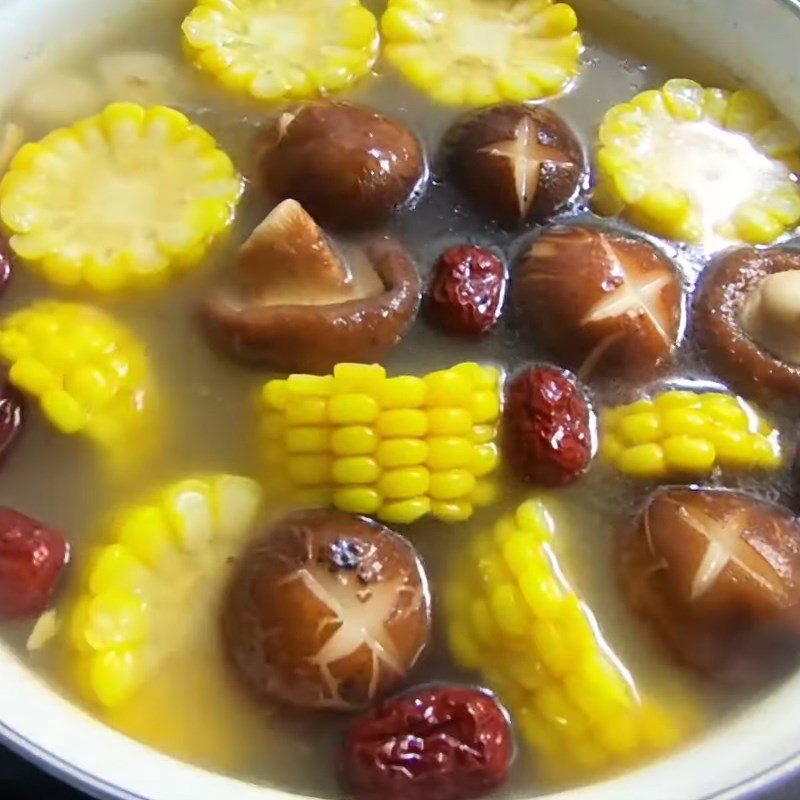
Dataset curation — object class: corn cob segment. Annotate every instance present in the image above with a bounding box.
[259,362,503,524]
[0,103,241,291]
[445,498,695,781]
[601,389,781,479]
[182,0,379,102]
[381,0,582,106]
[0,301,152,451]
[67,475,263,708]
[593,80,800,244]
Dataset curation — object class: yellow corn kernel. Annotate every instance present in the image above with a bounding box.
[262,379,289,410]
[89,545,150,597]
[472,479,500,507]
[84,591,148,651]
[426,437,474,469]
[662,436,716,473]
[332,456,380,485]
[662,78,705,121]
[490,583,530,637]
[618,412,661,445]
[705,427,757,466]
[615,444,667,478]
[117,506,174,569]
[9,358,60,395]
[430,469,476,500]
[0,104,239,289]
[428,407,472,436]
[183,0,378,102]
[471,423,497,444]
[41,389,88,433]
[286,397,328,426]
[432,500,473,523]
[377,466,430,499]
[699,394,750,428]
[330,425,378,456]
[376,438,428,467]
[600,433,625,462]
[333,363,386,393]
[448,619,482,670]
[286,373,335,396]
[424,370,471,406]
[376,375,427,408]
[516,499,555,539]
[659,408,708,438]
[329,393,380,424]
[284,426,330,454]
[377,409,428,438]
[378,496,431,525]
[90,649,145,708]
[653,390,702,410]
[471,389,501,424]
[333,487,382,515]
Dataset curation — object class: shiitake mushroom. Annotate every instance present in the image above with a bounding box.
[222,509,431,712]
[512,225,683,380]
[444,104,584,228]
[258,101,426,231]
[201,200,421,373]
[617,487,800,685]
[695,247,800,406]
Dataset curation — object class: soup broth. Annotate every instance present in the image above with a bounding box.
[1,0,798,797]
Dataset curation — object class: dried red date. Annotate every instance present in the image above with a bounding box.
[503,366,592,486]
[0,508,69,619]
[429,246,506,335]
[0,235,14,297]
[0,378,23,467]
[341,685,512,800]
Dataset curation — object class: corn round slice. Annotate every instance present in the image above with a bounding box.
[0,301,152,451]
[601,389,782,479]
[259,362,503,524]
[182,0,379,102]
[381,0,582,106]
[593,80,800,244]
[445,498,697,780]
[0,103,241,291]
[67,475,263,708]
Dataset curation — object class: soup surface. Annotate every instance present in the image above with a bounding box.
[1,1,799,798]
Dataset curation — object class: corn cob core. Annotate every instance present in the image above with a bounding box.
[0,301,151,447]
[444,498,690,780]
[601,389,782,479]
[0,103,241,291]
[593,80,800,244]
[381,0,582,107]
[259,362,502,524]
[67,474,263,708]
[182,0,379,102]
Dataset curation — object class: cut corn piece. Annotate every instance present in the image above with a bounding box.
[259,362,504,523]
[66,474,262,708]
[445,498,696,780]
[602,389,781,478]
[0,103,241,290]
[0,301,153,453]
[182,0,379,102]
[593,80,800,244]
[381,0,582,107]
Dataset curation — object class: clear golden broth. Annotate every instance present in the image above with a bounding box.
[0,0,794,797]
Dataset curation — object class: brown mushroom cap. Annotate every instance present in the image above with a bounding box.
[695,247,800,406]
[444,104,584,228]
[258,101,426,231]
[617,487,800,685]
[512,225,683,380]
[222,509,431,711]
[200,201,421,373]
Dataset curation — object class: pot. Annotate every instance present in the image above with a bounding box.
[2,0,800,798]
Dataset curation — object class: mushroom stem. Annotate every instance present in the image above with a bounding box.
[741,270,800,365]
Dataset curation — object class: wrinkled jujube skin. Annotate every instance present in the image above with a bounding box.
[0,507,70,619]
[258,101,426,231]
[618,487,800,685]
[503,366,592,486]
[428,246,507,335]
[222,509,431,711]
[341,685,513,800]
[0,378,23,467]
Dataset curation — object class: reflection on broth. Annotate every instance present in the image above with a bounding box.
[0,1,800,799]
